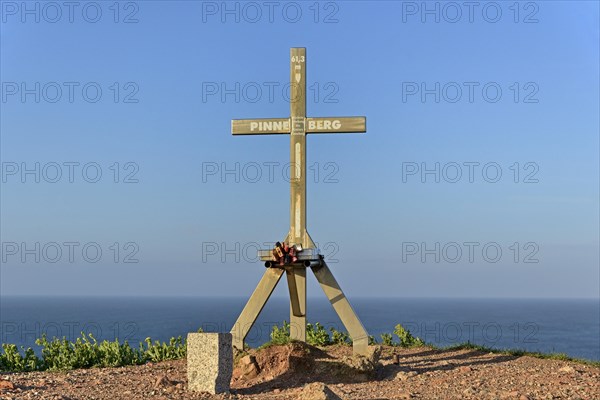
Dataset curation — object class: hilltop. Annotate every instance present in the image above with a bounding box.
[1,343,598,399]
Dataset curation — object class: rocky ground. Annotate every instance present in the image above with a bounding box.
[0,344,598,400]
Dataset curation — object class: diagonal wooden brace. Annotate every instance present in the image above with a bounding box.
[230,267,285,351]
[311,261,369,356]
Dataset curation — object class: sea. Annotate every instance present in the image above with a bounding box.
[0,297,598,361]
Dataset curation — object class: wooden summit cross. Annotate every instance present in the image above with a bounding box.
[230,48,369,355]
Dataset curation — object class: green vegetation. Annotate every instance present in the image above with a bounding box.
[268,320,292,345]
[306,322,330,346]
[142,336,187,363]
[330,327,351,345]
[380,333,394,346]
[393,324,425,347]
[377,325,423,347]
[0,344,42,372]
[267,321,417,348]
[268,322,357,347]
[1,323,597,372]
[36,333,143,370]
[0,332,188,372]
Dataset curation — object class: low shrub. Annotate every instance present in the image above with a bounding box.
[269,321,291,345]
[306,322,331,346]
[393,324,424,347]
[330,327,351,345]
[380,333,394,346]
[0,332,189,372]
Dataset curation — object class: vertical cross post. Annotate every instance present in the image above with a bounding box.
[287,48,308,341]
[287,47,316,249]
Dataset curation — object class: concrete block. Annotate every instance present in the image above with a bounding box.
[187,333,233,394]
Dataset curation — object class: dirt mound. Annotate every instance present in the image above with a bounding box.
[232,342,381,391]
[255,342,320,375]
[233,342,321,384]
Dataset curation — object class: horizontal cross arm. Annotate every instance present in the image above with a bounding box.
[232,118,291,135]
[306,117,366,134]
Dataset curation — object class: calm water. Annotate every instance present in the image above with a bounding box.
[0,297,598,361]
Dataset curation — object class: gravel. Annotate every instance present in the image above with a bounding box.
[1,345,598,399]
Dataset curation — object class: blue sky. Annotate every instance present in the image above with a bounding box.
[0,1,598,298]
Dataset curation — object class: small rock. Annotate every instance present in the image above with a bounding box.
[558,366,576,373]
[346,346,382,373]
[0,380,15,390]
[239,354,255,366]
[239,355,260,379]
[395,371,409,381]
[367,345,382,364]
[395,370,417,381]
[153,375,173,388]
[397,391,412,400]
[458,366,473,373]
[298,382,342,400]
